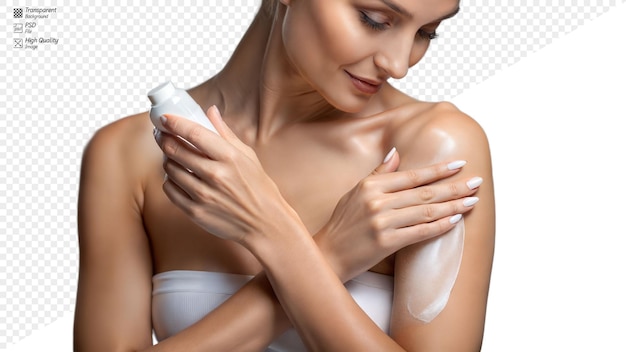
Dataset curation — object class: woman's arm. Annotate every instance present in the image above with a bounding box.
[74,120,154,352]
[390,103,495,351]
[75,117,285,352]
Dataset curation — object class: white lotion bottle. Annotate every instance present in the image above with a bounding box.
[147,81,218,134]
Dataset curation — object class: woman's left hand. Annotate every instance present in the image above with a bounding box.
[154,106,298,244]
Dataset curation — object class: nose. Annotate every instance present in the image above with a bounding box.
[373,34,413,79]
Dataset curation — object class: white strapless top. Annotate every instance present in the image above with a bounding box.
[152,270,394,351]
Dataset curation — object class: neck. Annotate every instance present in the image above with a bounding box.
[210,6,340,144]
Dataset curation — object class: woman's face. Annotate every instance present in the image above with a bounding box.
[280,0,460,112]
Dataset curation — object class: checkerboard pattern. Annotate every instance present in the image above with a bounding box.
[1,0,624,348]
[392,0,626,101]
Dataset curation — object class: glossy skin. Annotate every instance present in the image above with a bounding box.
[74,0,495,351]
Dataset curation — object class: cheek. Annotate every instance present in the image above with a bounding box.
[282,4,373,75]
[314,6,372,64]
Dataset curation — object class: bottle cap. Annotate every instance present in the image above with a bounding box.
[147,81,176,105]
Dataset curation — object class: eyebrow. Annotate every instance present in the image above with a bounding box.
[381,0,461,22]
[381,0,412,18]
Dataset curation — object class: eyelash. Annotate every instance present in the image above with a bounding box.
[359,11,387,31]
[359,11,439,40]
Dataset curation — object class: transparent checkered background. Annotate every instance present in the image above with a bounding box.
[1,0,624,348]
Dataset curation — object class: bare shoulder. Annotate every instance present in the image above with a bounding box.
[81,112,159,184]
[388,101,491,168]
[80,111,161,215]
[418,101,486,138]
[84,111,154,158]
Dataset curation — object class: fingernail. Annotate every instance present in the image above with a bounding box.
[160,115,168,126]
[463,197,479,207]
[211,105,223,119]
[450,214,463,224]
[163,173,168,183]
[383,147,396,163]
[447,160,466,170]
[466,177,483,190]
[152,127,157,136]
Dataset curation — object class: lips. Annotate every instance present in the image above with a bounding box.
[345,71,382,95]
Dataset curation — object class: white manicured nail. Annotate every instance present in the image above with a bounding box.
[466,177,483,190]
[450,214,463,224]
[463,197,479,207]
[447,160,466,170]
[383,147,397,163]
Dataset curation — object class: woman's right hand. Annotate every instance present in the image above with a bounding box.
[316,148,482,281]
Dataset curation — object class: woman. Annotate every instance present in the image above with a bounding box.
[74,0,495,351]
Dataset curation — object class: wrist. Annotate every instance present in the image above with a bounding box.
[240,200,312,264]
[314,225,348,282]
[254,226,319,280]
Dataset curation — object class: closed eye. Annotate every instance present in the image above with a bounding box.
[417,29,438,40]
[359,11,388,31]
[360,10,440,40]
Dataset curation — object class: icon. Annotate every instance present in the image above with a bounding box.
[14,23,23,33]
[14,8,23,18]
[14,38,23,48]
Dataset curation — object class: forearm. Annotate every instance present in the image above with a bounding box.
[248,221,405,352]
[148,231,344,351]
[157,221,400,352]
[145,271,287,352]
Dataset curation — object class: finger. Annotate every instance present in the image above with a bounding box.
[206,106,243,147]
[386,196,479,229]
[374,160,467,193]
[159,129,216,177]
[390,214,464,249]
[163,158,210,203]
[206,106,260,161]
[384,176,482,209]
[160,113,230,160]
[162,172,196,214]
[371,147,400,176]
